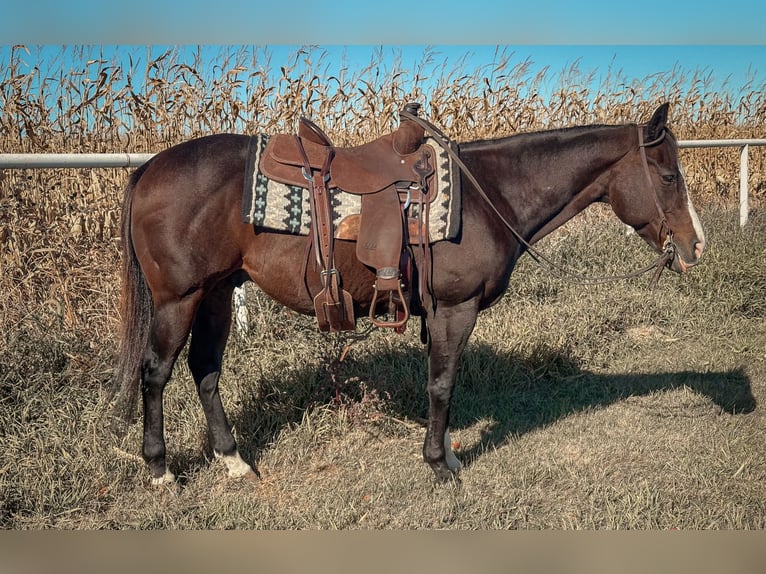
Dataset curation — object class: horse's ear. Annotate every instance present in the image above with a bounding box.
[646,103,669,140]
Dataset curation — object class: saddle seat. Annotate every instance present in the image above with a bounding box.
[258,103,435,333]
[261,116,432,195]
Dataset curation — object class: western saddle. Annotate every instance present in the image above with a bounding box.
[258,102,436,333]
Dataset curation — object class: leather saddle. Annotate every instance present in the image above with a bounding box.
[259,102,435,333]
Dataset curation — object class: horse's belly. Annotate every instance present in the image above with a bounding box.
[242,232,377,315]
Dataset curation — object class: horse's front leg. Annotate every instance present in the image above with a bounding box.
[423,297,479,482]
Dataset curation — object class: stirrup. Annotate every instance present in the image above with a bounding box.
[369,279,410,330]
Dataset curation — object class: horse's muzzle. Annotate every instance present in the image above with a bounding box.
[665,232,705,274]
[670,247,704,273]
[670,255,689,273]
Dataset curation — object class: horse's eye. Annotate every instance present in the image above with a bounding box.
[662,174,676,185]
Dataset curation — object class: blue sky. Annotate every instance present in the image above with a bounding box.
[2,1,765,101]
[3,0,766,44]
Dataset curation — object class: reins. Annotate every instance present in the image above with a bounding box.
[400,110,677,287]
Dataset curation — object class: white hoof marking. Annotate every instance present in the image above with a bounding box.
[151,469,176,486]
[216,451,256,478]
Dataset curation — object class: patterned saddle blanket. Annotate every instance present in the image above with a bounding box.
[242,134,461,242]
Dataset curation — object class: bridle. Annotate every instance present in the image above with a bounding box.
[637,126,680,284]
[400,109,678,287]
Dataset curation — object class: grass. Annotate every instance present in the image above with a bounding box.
[1,45,765,529]
[1,207,764,529]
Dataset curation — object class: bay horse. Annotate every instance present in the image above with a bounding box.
[110,103,705,485]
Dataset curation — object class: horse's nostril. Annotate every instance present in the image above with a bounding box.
[693,240,705,260]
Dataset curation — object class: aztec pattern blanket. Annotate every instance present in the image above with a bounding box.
[242,134,461,242]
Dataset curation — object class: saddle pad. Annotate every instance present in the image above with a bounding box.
[242,134,461,242]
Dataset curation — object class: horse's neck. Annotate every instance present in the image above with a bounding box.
[464,125,632,243]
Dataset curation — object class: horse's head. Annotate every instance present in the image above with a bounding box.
[607,103,706,273]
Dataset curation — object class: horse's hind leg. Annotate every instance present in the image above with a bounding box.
[141,296,200,485]
[188,280,258,482]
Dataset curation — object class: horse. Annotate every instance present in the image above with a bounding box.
[110,103,706,485]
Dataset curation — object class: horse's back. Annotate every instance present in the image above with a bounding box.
[140,133,251,181]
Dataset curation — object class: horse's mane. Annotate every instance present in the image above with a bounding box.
[459,123,633,149]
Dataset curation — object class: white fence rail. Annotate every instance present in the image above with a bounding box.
[0,153,155,168]
[677,139,766,227]
[1,139,763,225]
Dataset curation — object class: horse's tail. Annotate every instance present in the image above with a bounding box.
[109,163,153,439]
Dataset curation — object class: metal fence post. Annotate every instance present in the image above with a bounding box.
[740,144,749,227]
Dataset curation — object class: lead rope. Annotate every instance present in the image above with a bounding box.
[399,110,676,287]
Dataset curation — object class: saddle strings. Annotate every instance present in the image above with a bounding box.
[399,110,676,287]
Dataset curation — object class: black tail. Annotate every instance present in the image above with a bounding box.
[109,164,154,438]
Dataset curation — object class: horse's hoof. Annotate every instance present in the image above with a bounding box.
[434,473,461,488]
[216,451,259,482]
[150,469,176,487]
[430,464,461,486]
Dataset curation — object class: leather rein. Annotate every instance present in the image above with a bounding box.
[400,110,678,287]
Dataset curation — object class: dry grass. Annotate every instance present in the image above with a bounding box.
[1,209,764,529]
[1,45,765,529]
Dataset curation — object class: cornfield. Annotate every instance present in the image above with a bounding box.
[2,45,764,246]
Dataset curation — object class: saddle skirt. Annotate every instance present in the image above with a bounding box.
[242,133,461,243]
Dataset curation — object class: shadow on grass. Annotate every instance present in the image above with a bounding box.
[229,341,755,473]
[449,343,756,470]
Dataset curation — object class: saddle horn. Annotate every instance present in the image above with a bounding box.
[299,116,334,147]
[394,102,426,156]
